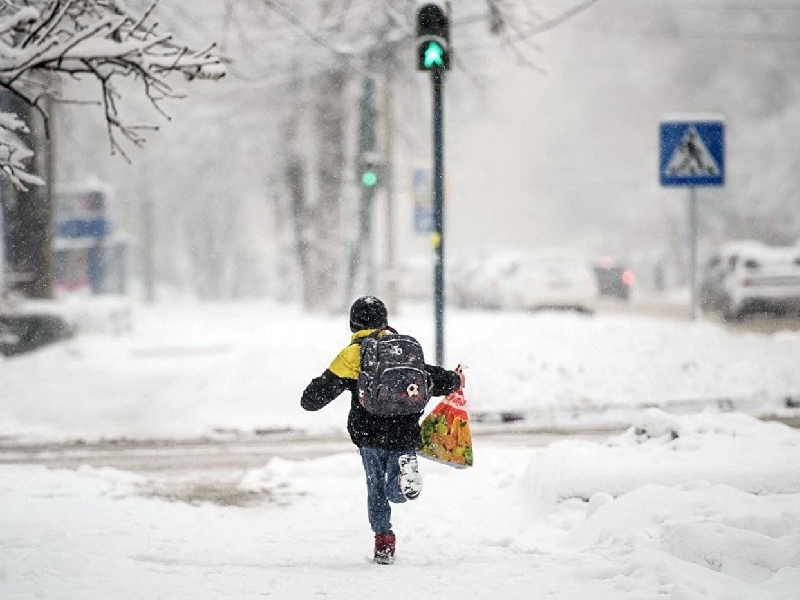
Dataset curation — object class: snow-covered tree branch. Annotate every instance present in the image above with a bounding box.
[0,0,225,189]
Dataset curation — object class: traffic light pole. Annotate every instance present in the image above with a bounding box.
[432,68,445,367]
[416,1,450,365]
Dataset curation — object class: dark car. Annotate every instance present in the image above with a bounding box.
[593,265,634,301]
[0,312,72,357]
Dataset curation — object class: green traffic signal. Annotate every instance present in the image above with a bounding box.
[423,41,445,69]
[361,170,378,187]
[416,4,450,71]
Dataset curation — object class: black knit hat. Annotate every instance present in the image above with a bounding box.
[349,296,388,332]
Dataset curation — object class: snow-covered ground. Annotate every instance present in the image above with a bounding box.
[2,300,800,598]
[1,300,799,440]
[2,410,799,598]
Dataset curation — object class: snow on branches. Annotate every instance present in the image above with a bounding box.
[0,0,225,189]
[0,110,41,189]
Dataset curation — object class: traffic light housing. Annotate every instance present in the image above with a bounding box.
[416,3,450,71]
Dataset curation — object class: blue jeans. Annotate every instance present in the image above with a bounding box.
[359,447,414,535]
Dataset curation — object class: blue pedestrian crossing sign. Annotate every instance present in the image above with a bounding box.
[659,118,725,187]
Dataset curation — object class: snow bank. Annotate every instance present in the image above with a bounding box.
[564,482,800,596]
[523,409,800,505]
[510,410,800,598]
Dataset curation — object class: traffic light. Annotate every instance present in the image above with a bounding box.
[359,156,382,189]
[361,163,379,188]
[416,2,450,71]
[357,76,381,190]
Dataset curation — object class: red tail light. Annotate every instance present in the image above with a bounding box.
[621,270,635,286]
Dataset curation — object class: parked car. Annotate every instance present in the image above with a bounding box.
[452,248,597,313]
[0,313,73,357]
[699,244,748,311]
[450,249,522,309]
[701,241,800,320]
[503,249,598,313]
[593,258,635,301]
[468,251,525,310]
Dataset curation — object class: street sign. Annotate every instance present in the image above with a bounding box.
[413,206,433,234]
[660,119,725,187]
[412,167,431,206]
[54,189,109,239]
[56,218,109,239]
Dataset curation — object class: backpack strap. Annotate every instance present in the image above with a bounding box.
[353,326,396,346]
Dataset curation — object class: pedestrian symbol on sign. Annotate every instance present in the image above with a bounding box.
[665,126,720,177]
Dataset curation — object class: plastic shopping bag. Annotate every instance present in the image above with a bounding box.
[418,386,473,468]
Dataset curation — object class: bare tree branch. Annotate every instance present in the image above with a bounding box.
[0,0,225,188]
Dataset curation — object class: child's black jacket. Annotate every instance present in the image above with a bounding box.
[301,328,461,450]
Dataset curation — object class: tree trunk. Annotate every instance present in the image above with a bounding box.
[310,67,347,309]
[1,93,52,299]
[280,61,348,311]
[281,59,314,309]
[285,156,311,307]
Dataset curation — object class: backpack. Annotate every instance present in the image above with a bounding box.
[356,329,430,416]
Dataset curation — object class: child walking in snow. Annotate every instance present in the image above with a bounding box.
[301,296,464,564]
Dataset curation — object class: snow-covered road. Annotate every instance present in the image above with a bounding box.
[0,430,613,471]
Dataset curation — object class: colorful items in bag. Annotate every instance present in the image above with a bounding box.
[418,387,473,468]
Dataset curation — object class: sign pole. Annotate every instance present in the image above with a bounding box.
[688,186,699,321]
[432,68,445,366]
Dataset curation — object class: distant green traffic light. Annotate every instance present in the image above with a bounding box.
[423,41,445,69]
[361,170,378,187]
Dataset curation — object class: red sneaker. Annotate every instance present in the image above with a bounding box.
[373,531,396,565]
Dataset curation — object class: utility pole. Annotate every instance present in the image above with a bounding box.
[382,48,398,315]
[344,75,380,303]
